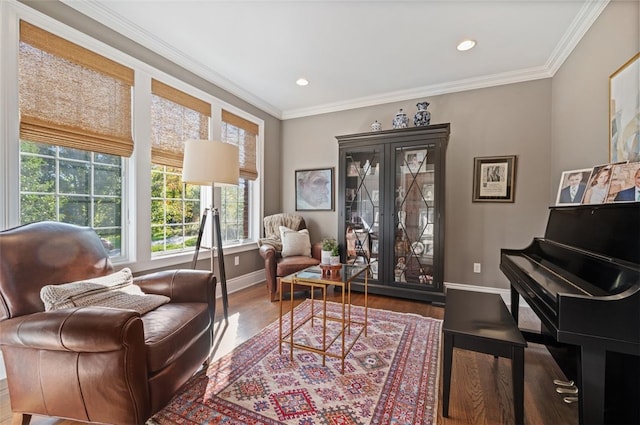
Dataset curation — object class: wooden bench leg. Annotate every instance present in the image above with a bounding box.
[442,332,454,417]
[512,346,525,425]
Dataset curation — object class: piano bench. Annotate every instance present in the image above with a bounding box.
[442,289,528,424]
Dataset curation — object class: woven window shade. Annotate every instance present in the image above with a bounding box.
[151,79,211,168]
[222,110,258,180]
[19,21,134,157]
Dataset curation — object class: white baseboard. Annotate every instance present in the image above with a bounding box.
[444,281,531,309]
[220,273,532,310]
[216,270,265,299]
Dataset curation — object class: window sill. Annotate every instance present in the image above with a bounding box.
[114,241,259,274]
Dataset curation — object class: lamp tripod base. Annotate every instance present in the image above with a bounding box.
[191,207,228,320]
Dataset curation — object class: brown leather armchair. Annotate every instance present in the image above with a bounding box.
[258,213,321,301]
[0,221,216,425]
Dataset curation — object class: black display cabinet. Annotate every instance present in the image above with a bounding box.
[336,124,450,303]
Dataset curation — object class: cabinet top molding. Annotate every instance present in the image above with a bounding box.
[336,123,450,143]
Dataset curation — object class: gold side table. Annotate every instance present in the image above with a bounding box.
[278,264,368,373]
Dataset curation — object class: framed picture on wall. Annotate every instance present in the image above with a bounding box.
[472,155,517,202]
[295,167,334,211]
[610,53,640,163]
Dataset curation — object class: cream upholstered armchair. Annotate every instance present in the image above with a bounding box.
[258,213,322,301]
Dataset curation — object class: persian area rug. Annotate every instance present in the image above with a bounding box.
[148,299,442,425]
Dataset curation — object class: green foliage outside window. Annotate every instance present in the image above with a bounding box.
[221,180,246,242]
[150,164,201,254]
[19,140,123,255]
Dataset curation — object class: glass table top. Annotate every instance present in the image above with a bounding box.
[283,264,369,284]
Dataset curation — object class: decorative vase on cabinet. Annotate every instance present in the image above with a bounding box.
[336,124,450,304]
[414,101,431,127]
[392,109,408,129]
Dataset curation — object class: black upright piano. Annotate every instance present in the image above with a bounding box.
[500,203,640,425]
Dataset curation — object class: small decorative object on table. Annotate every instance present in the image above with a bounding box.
[330,244,340,265]
[414,101,431,127]
[319,263,342,278]
[321,238,338,264]
[392,109,408,129]
[371,120,382,131]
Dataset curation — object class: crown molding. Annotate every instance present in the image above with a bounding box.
[282,0,609,119]
[59,0,608,121]
[282,65,553,119]
[545,0,609,73]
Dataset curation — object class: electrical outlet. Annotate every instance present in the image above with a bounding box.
[473,263,481,273]
[234,256,239,266]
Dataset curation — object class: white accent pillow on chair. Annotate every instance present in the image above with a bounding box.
[40,268,170,314]
[279,226,311,257]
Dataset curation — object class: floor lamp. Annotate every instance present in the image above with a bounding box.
[182,140,239,321]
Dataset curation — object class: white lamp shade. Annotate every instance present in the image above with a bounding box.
[182,140,239,186]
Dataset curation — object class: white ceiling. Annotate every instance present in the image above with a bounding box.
[62,0,608,120]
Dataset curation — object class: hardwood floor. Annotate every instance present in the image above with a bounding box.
[1,283,578,425]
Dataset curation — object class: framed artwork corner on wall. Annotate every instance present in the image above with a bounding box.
[295,167,334,211]
[472,155,517,203]
[610,52,640,163]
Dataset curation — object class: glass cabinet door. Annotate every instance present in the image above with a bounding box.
[393,144,436,286]
[344,149,381,280]
[338,124,449,302]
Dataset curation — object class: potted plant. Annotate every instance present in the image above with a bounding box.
[321,238,337,264]
[330,244,341,265]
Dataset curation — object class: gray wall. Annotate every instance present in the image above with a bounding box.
[282,0,639,290]
[283,80,552,289]
[551,0,640,196]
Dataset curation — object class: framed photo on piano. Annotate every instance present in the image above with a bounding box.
[472,155,517,202]
[555,168,593,205]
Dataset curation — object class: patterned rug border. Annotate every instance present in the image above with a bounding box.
[149,299,443,425]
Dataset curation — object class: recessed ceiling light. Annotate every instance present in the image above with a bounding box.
[457,39,476,52]
[296,78,309,86]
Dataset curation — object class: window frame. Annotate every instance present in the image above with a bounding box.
[150,164,202,256]
[19,142,127,258]
[1,2,264,274]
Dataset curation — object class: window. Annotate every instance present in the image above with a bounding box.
[17,21,133,259]
[220,179,248,243]
[20,141,123,255]
[4,12,263,271]
[150,79,211,255]
[221,110,259,244]
[150,165,200,253]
